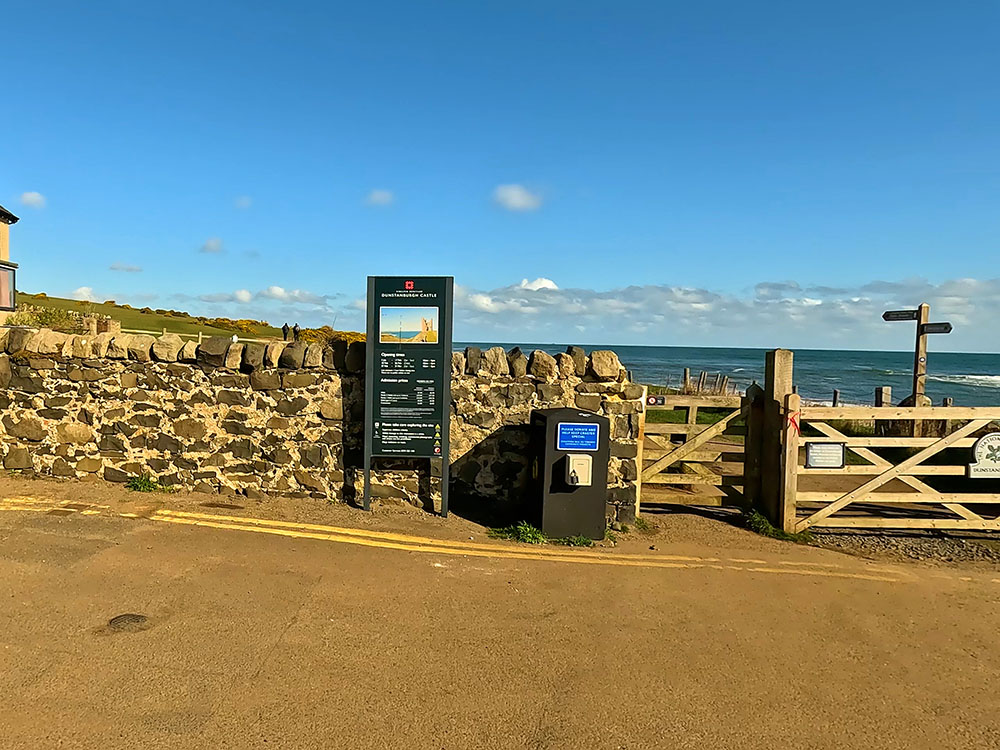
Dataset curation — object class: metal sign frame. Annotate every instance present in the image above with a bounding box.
[363,276,454,516]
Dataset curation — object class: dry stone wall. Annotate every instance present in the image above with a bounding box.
[0,327,644,524]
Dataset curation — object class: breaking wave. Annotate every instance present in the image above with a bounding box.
[927,374,1000,389]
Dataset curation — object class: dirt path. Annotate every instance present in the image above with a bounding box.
[2,476,1000,749]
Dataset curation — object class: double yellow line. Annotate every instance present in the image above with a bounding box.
[0,496,905,581]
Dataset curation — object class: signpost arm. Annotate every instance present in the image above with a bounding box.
[440,278,454,518]
[913,302,929,400]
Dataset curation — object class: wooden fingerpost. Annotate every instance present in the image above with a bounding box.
[780,392,801,533]
[683,368,691,392]
[760,349,794,529]
[832,389,840,407]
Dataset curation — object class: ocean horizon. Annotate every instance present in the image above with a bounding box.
[458,342,1000,407]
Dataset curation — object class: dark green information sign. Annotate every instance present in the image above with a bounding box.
[363,276,454,515]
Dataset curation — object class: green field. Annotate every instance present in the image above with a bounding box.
[17,292,283,338]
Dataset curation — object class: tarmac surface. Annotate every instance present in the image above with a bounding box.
[2,477,1000,749]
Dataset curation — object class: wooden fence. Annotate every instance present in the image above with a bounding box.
[784,399,1000,531]
[638,349,1000,535]
[639,393,759,508]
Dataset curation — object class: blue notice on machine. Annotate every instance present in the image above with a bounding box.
[556,422,600,451]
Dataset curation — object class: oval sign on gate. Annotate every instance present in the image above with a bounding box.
[969,433,1000,478]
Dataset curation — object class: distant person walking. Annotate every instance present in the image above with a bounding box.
[293,324,301,342]
[281,323,290,341]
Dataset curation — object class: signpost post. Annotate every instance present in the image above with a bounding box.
[364,276,454,516]
[882,303,952,403]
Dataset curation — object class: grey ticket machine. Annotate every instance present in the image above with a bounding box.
[528,407,610,540]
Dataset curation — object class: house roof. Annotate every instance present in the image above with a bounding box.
[0,204,19,225]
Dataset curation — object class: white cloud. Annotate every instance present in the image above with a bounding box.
[109,262,143,273]
[519,277,558,291]
[493,184,542,212]
[71,286,96,302]
[452,276,1000,351]
[200,237,223,254]
[234,289,253,303]
[20,191,46,209]
[365,189,394,206]
[258,286,326,305]
[234,196,253,209]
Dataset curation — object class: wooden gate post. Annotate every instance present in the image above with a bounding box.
[780,393,801,533]
[760,349,794,528]
[742,383,765,510]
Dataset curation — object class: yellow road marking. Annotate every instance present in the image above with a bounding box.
[154,508,720,564]
[0,496,909,582]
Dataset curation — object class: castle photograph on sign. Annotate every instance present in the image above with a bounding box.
[379,306,439,344]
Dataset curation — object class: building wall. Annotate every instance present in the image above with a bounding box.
[0,328,644,524]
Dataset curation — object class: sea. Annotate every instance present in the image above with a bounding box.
[460,343,1000,407]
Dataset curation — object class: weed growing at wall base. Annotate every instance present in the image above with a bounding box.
[125,475,175,494]
[744,509,813,544]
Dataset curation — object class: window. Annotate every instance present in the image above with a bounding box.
[0,262,16,311]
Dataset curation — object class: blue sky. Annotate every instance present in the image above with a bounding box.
[3,1,999,350]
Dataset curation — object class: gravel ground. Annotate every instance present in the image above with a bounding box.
[814,529,1000,565]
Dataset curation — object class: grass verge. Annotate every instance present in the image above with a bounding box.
[743,509,813,544]
[488,522,596,547]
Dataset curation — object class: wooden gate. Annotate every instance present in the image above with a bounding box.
[782,398,1000,532]
[639,391,760,508]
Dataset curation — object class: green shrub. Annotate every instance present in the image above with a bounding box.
[125,474,174,493]
[744,509,813,543]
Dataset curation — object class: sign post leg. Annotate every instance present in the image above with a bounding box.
[440,457,449,518]
[913,302,929,400]
[363,463,371,511]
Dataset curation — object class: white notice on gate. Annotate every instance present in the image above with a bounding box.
[805,442,845,470]
[968,433,1000,478]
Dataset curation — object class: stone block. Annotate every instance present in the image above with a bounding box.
[319,399,343,421]
[4,327,36,354]
[610,441,638,459]
[282,372,316,389]
[327,340,348,370]
[588,350,623,381]
[279,342,308,369]
[125,334,155,362]
[173,418,207,439]
[294,470,328,493]
[451,351,466,377]
[52,458,75,477]
[4,446,32,469]
[179,340,199,362]
[528,350,558,382]
[242,343,265,372]
[68,335,94,358]
[0,355,10,388]
[25,329,70,355]
[76,456,102,473]
[555,352,575,379]
[482,347,510,377]
[536,383,562,402]
[224,342,244,370]
[104,466,130,483]
[566,345,587,376]
[198,336,232,368]
[92,332,114,358]
[8,417,46,442]
[622,383,645,400]
[304,343,324,368]
[217,390,251,406]
[575,393,602,412]
[121,372,138,389]
[464,347,482,375]
[56,423,93,444]
[152,334,185,362]
[250,371,281,391]
[276,397,309,415]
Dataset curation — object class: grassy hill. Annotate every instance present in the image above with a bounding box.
[13,292,363,344]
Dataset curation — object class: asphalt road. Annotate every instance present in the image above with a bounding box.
[2,485,999,749]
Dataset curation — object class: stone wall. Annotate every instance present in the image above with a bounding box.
[0,327,644,525]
